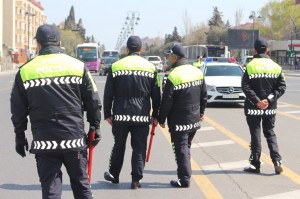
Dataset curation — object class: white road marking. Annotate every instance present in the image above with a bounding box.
[201,160,265,173]
[198,126,215,132]
[277,104,290,108]
[191,140,234,148]
[254,190,300,199]
[284,111,300,114]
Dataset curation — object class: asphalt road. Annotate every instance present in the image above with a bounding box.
[1,69,300,199]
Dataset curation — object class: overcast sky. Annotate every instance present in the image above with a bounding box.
[40,0,271,49]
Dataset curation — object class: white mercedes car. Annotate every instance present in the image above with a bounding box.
[202,62,246,103]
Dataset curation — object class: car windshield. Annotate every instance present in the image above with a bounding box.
[205,65,243,76]
[246,58,253,62]
[103,57,118,64]
[148,57,160,61]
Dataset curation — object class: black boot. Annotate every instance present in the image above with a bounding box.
[243,165,260,174]
[104,171,119,184]
[131,181,141,189]
[274,161,283,174]
[170,180,189,188]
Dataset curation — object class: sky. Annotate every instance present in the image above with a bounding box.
[39,0,272,49]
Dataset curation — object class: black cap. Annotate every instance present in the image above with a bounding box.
[164,43,185,57]
[254,38,268,53]
[127,36,142,51]
[35,24,60,42]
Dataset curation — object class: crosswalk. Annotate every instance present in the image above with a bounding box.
[186,101,300,198]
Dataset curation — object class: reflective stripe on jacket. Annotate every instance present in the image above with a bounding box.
[158,59,207,133]
[11,50,101,154]
[242,56,286,117]
[103,54,161,125]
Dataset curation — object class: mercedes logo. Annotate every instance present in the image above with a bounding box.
[228,87,234,94]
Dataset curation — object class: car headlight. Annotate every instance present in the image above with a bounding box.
[206,84,216,91]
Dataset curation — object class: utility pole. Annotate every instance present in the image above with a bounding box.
[290,17,297,70]
[25,4,35,60]
[249,11,261,54]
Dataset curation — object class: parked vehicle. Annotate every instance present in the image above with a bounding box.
[144,56,164,72]
[240,56,253,69]
[202,62,246,103]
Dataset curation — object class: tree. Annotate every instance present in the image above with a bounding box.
[60,29,84,56]
[164,27,182,44]
[77,18,86,40]
[259,0,300,40]
[208,7,224,28]
[65,6,76,30]
[182,10,192,44]
[182,23,208,45]
[206,26,228,45]
[207,7,228,45]
[90,35,96,43]
[234,8,244,26]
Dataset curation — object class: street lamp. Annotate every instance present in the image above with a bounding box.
[25,4,35,60]
[249,11,261,50]
[115,11,140,50]
[126,11,140,36]
[290,17,297,69]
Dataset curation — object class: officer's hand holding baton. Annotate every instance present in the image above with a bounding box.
[200,114,204,122]
[106,116,113,126]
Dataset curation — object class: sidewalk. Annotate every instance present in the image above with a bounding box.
[0,68,18,75]
[283,69,300,77]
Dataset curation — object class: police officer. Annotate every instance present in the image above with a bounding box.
[242,38,286,174]
[192,55,204,69]
[103,36,161,189]
[10,24,102,199]
[158,43,207,188]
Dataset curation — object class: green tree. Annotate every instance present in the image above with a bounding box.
[259,0,300,40]
[77,18,86,40]
[207,7,228,45]
[206,26,228,45]
[60,29,84,56]
[208,7,224,28]
[65,6,76,30]
[182,24,208,45]
[164,27,182,44]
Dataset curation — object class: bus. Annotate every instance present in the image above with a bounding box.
[184,45,208,64]
[76,43,101,72]
[206,45,229,58]
[102,50,120,59]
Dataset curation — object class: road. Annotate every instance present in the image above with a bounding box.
[0,69,300,199]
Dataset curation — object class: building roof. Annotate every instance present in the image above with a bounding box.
[29,0,44,11]
[231,23,255,29]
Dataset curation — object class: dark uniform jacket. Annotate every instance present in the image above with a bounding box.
[158,58,207,132]
[11,46,102,154]
[103,53,161,125]
[242,54,286,117]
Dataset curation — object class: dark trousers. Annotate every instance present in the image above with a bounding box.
[35,150,92,199]
[170,130,196,185]
[109,125,149,182]
[246,116,281,168]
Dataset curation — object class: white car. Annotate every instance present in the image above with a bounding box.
[202,62,246,103]
[240,56,253,69]
[144,56,164,72]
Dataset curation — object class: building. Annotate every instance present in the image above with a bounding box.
[0,0,3,70]
[269,40,300,68]
[15,0,46,63]
[1,0,46,71]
